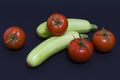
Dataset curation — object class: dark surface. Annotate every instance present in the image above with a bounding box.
[0,0,120,80]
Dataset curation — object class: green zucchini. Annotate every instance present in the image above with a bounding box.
[26,31,88,67]
[36,18,97,38]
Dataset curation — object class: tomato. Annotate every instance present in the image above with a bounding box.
[3,26,26,49]
[68,38,94,63]
[47,13,68,35]
[92,28,115,52]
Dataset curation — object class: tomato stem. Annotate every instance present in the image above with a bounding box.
[52,17,61,26]
[72,33,88,39]
[78,34,89,52]
[5,39,12,44]
[102,27,107,36]
[102,27,111,42]
[5,32,21,48]
[54,19,59,25]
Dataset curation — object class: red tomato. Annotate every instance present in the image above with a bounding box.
[47,13,68,35]
[3,26,26,49]
[92,28,115,52]
[68,38,94,63]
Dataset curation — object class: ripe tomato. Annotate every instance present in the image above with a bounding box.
[47,13,68,35]
[92,28,115,52]
[3,26,26,49]
[68,38,94,63]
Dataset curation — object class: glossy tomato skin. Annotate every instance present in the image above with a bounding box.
[92,29,115,52]
[3,26,26,49]
[47,13,68,35]
[68,38,94,63]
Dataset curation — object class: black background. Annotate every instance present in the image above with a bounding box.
[0,0,120,80]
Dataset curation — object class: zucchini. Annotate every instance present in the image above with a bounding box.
[36,18,97,38]
[26,31,88,67]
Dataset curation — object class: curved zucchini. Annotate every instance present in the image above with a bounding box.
[26,31,88,67]
[36,18,97,38]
